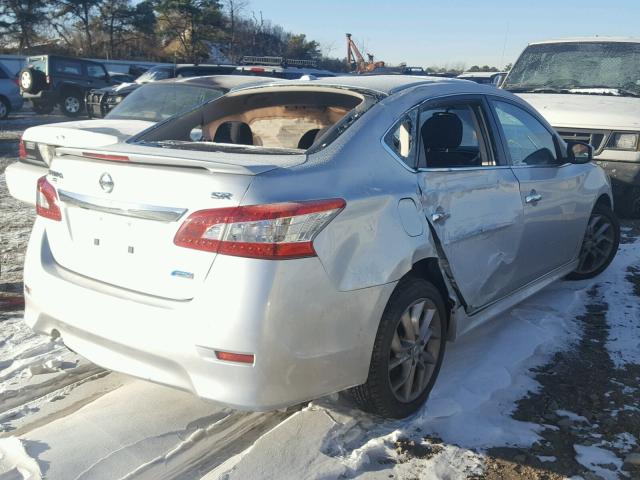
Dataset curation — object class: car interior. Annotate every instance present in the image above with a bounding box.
[135,88,366,151]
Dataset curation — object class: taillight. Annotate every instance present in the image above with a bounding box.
[18,136,27,160]
[174,199,346,259]
[36,176,62,221]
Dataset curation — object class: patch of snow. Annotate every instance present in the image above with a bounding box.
[598,241,640,367]
[538,455,557,462]
[574,444,623,480]
[0,437,42,480]
[556,409,589,423]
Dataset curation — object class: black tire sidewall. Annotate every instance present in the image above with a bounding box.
[0,98,9,119]
[366,277,447,418]
[567,203,620,281]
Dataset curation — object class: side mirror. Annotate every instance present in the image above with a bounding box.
[567,141,593,164]
[190,127,203,142]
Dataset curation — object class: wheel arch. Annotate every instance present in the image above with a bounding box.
[595,192,613,211]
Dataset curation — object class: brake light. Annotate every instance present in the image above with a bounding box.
[36,176,62,221]
[174,199,346,259]
[82,152,129,162]
[18,136,27,160]
[249,67,265,72]
[13,78,19,86]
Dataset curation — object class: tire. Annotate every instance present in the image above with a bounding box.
[32,101,54,115]
[350,277,447,418]
[566,203,620,280]
[61,91,84,117]
[19,68,46,94]
[0,97,9,119]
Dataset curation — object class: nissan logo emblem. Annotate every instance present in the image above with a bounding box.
[99,172,114,193]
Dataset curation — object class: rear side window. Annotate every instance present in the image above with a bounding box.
[28,58,46,73]
[53,59,82,76]
[492,100,559,166]
[384,112,417,168]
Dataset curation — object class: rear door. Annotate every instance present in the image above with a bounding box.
[489,98,589,285]
[415,95,525,312]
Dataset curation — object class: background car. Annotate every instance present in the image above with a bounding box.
[235,55,336,79]
[5,75,278,205]
[23,76,619,420]
[457,71,507,86]
[0,63,23,119]
[503,37,640,217]
[85,64,238,118]
[19,55,116,116]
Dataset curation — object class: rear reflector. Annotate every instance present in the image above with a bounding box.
[174,199,346,259]
[36,176,62,221]
[82,152,130,162]
[18,136,26,160]
[215,350,255,364]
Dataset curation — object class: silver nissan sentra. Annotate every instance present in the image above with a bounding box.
[23,75,619,418]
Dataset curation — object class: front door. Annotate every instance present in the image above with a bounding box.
[489,99,590,285]
[416,96,525,312]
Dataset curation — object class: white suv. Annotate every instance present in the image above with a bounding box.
[503,37,640,216]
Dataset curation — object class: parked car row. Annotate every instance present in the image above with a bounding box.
[3,36,636,420]
[0,62,23,119]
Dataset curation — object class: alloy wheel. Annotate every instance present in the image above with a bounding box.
[388,298,441,403]
[575,213,616,275]
[64,96,80,113]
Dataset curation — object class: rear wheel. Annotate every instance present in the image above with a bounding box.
[61,92,84,117]
[567,203,619,280]
[0,97,9,119]
[350,277,447,418]
[620,186,640,219]
[19,68,46,94]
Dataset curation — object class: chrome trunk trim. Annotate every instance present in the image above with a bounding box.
[58,190,187,222]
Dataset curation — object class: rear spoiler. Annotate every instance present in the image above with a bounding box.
[54,146,299,176]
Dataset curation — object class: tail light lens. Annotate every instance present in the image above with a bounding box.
[174,199,346,259]
[18,136,27,160]
[36,176,62,221]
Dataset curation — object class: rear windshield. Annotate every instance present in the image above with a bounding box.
[106,83,226,122]
[27,57,47,74]
[132,87,377,154]
[135,66,173,83]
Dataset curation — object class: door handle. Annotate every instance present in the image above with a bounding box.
[431,209,450,223]
[525,190,543,205]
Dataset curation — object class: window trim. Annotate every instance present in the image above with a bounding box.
[381,94,514,173]
[486,95,569,168]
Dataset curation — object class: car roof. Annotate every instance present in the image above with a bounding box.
[254,74,462,96]
[529,36,640,45]
[153,75,286,90]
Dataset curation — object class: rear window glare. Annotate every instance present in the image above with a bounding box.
[131,87,379,154]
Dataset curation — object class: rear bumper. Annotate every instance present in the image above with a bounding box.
[24,221,394,410]
[4,161,46,205]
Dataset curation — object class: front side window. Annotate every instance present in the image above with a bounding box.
[87,64,107,79]
[492,100,559,166]
[418,103,495,169]
[384,111,416,168]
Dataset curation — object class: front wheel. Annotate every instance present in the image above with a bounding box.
[350,277,447,418]
[566,203,620,280]
[61,92,84,117]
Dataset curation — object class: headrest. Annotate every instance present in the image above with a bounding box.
[214,121,253,146]
[421,112,463,149]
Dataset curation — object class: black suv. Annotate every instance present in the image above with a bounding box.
[86,64,237,118]
[19,55,117,116]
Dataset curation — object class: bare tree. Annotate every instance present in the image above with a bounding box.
[223,0,247,61]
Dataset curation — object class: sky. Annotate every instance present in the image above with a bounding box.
[245,0,639,69]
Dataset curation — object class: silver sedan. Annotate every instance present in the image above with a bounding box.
[23,75,619,418]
